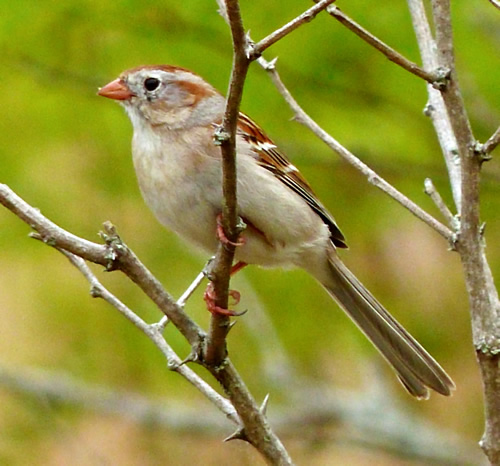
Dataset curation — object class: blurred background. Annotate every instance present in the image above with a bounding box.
[0,0,499,464]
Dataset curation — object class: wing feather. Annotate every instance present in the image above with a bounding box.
[237,113,347,249]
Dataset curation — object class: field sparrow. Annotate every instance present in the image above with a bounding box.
[98,65,455,399]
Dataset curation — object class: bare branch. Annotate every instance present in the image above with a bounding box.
[481,126,500,156]
[57,250,239,424]
[322,4,440,84]
[210,2,294,463]
[410,0,500,461]
[407,0,462,210]
[257,59,454,243]
[249,0,336,58]
[0,184,204,347]
[424,178,458,231]
[205,0,250,366]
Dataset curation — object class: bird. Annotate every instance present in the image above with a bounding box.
[98,64,455,399]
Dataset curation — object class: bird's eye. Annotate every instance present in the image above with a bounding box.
[144,77,160,91]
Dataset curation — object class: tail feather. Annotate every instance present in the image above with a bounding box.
[324,251,455,398]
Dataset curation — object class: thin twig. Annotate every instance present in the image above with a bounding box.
[322,4,440,84]
[249,0,336,58]
[157,265,207,331]
[423,178,457,230]
[257,59,454,243]
[0,184,204,347]
[56,249,239,424]
[177,269,207,309]
[481,126,500,156]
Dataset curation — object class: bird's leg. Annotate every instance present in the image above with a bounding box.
[204,261,248,316]
[216,213,246,247]
[204,215,248,316]
[203,281,246,316]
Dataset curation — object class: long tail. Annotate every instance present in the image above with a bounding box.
[324,251,455,399]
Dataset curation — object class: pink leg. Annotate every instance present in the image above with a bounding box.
[231,261,247,276]
[216,213,246,247]
[203,282,246,317]
[204,216,248,316]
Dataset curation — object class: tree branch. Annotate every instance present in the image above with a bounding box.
[481,126,500,156]
[58,249,239,424]
[205,0,249,368]
[257,59,454,243]
[410,0,500,461]
[321,4,440,84]
[0,184,204,347]
[249,0,336,58]
[407,0,462,211]
[424,178,457,229]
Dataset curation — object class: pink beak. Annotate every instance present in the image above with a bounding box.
[98,78,135,101]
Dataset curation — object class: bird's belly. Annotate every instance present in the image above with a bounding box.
[132,137,330,268]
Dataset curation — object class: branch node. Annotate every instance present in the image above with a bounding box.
[326,4,338,15]
[99,221,127,271]
[29,231,57,246]
[151,316,169,333]
[423,102,435,117]
[89,285,101,298]
[448,231,459,252]
[245,34,258,61]
[471,140,493,163]
[213,126,231,146]
[423,178,457,230]
[431,66,451,90]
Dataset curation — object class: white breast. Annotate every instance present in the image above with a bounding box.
[129,113,330,270]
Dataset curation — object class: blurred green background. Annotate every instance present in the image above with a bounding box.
[1,0,499,464]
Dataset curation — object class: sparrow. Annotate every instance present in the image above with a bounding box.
[98,64,455,399]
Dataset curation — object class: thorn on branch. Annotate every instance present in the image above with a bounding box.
[245,33,258,60]
[169,338,204,371]
[224,425,249,443]
[480,222,487,240]
[260,393,270,415]
[263,57,278,71]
